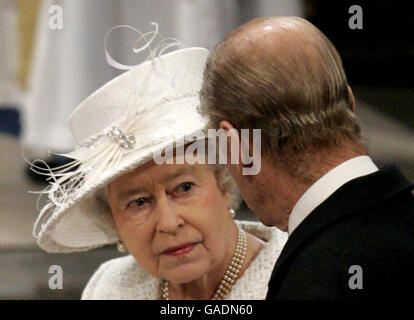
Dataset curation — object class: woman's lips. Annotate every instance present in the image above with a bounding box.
[162,243,197,257]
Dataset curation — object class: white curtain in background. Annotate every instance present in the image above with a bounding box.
[256,0,303,17]
[22,0,119,151]
[21,0,239,152]
[0,0,20,106]
[174,0,239,48]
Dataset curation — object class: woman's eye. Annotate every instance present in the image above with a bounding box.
[129,197,147,208]
[178,182,194,193]
[136,198,146,206]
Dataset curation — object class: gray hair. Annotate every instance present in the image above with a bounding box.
[199,17,363,180]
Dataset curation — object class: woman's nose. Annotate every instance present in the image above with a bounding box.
[155,197,185,235]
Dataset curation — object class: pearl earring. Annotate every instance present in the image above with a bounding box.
[117,241,126,252]
[229,208,236,218]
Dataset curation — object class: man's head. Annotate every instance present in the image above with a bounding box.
[199,17,365,229]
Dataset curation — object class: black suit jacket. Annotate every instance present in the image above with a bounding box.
[266,165,414,300]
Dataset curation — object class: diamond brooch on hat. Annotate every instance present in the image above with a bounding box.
[107,126,136,149]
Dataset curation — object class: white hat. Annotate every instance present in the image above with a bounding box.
[33,46,209,252]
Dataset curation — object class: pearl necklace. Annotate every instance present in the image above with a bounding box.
[161,226,247,300]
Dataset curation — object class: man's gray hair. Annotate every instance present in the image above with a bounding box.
[199,17,363,180]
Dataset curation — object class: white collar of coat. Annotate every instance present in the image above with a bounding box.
[288,155,379,235]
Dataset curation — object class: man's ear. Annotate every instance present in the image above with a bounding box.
[219,120,235,132]
[219,120,243,174]
[347,85,356,112]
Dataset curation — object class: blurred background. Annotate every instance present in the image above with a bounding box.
[0,0,413,299]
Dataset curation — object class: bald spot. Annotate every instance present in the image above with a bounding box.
[217,17,323,73]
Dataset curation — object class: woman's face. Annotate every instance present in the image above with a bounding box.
[107,159,232,284]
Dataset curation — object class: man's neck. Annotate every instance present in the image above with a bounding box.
[301,145,367,186]
[261,143,366,230]
[287,154,378,234]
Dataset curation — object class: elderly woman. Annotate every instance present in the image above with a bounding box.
[33,44,287,300]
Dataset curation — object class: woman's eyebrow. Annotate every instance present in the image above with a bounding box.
[163,166,200,183]
[113,166,200,201]
[114,187,147,203]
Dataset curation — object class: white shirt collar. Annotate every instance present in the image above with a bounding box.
[288,156,379,235]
